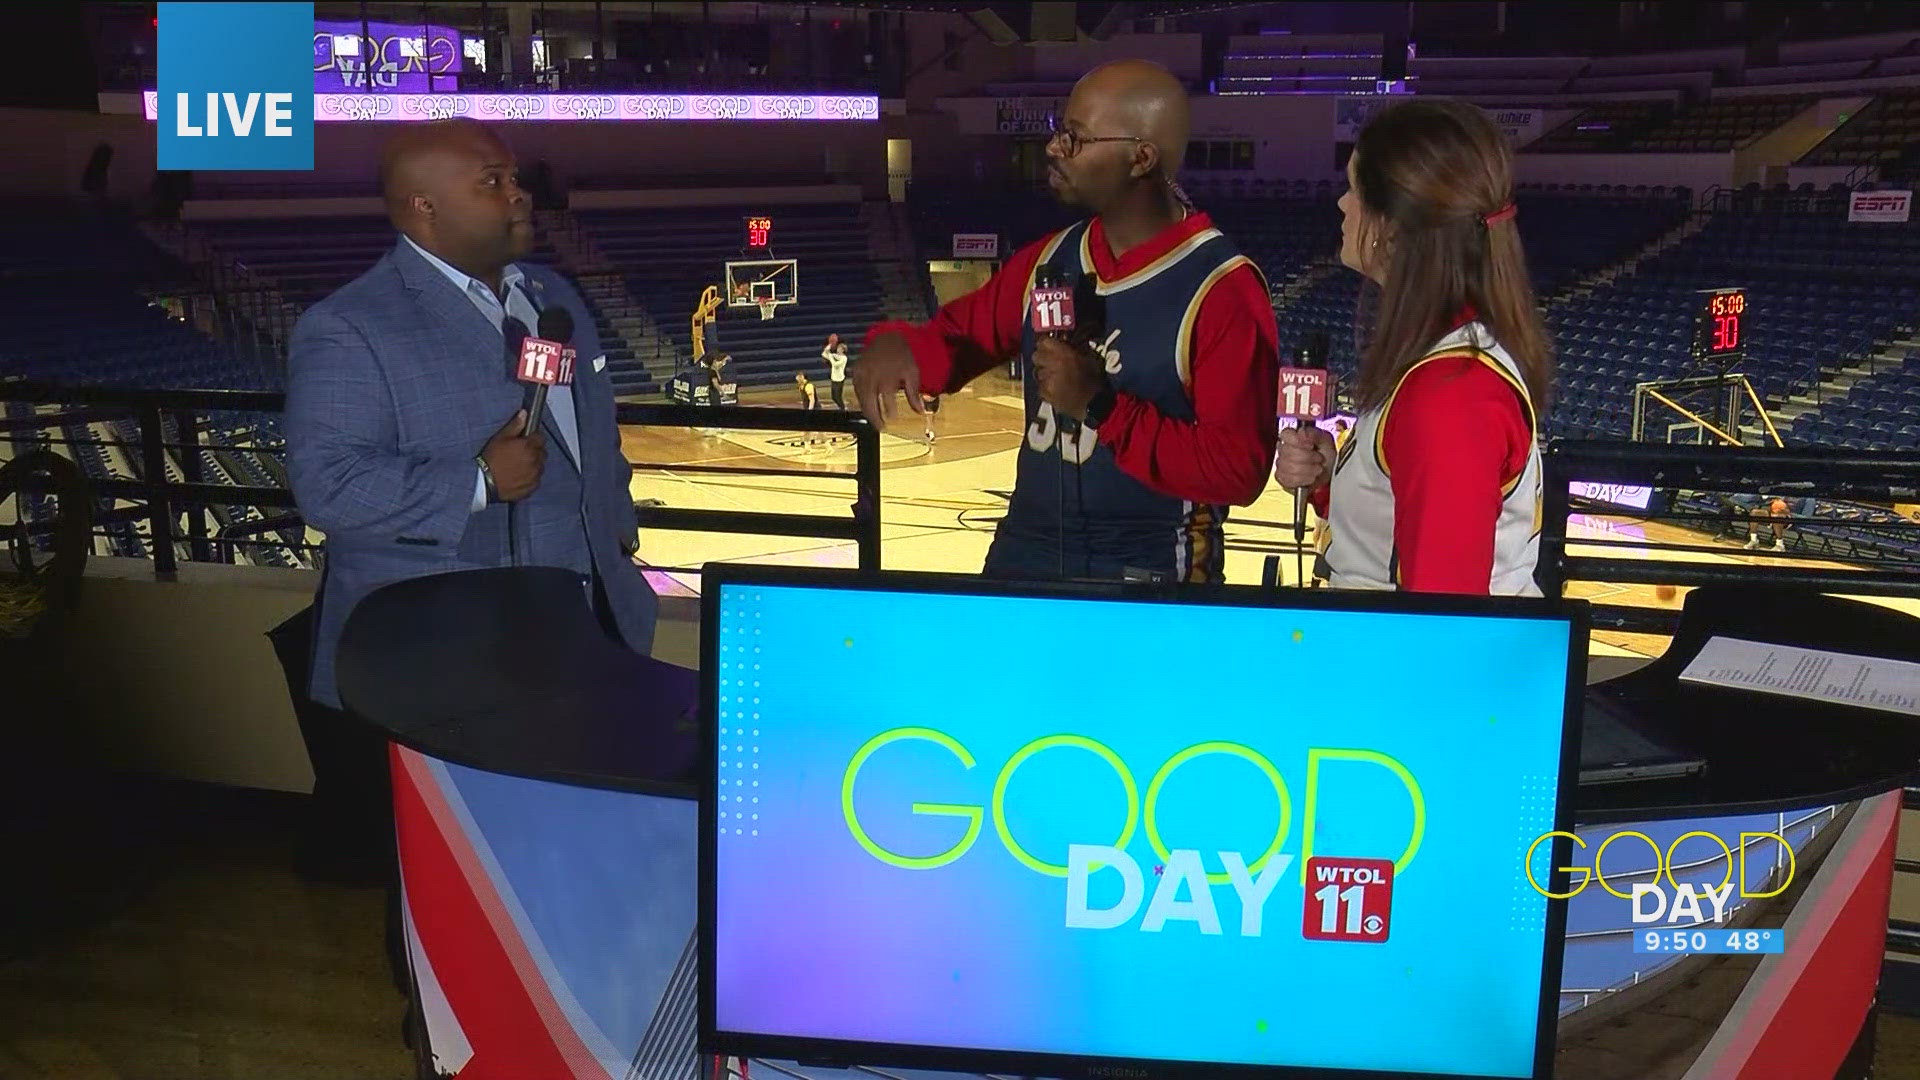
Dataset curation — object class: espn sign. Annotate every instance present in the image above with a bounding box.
[1848,190,1912,223]
[952,233,1000,259]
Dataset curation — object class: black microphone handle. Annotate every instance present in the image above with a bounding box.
[523,384,550,438]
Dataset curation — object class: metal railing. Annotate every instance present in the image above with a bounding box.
[617,402,882,573]
[1541,440,1920,634]
[0,383,882,577]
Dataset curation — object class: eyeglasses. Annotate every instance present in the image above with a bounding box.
[1046,114,1144,159]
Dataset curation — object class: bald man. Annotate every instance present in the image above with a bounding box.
[854,61,1278,582]
[285,120,657,713]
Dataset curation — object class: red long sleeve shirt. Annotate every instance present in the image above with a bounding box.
[1311,352,1535,595]
[865,212,1280,507]
[1381,357,1536,594]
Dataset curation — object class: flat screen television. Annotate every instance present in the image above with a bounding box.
[700,567,1586,1080]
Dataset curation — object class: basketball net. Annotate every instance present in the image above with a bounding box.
[757,298,777,321]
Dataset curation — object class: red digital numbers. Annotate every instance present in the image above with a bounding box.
[1711,313,1740,352]
[1701,290,1745,355]
[746,216,773,249]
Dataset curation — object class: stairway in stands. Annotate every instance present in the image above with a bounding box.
[864,201,931,325]
[535,209,673,396]
[1770,321,1920,449]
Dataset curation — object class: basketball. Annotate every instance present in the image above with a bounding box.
[1656,584,1678,602]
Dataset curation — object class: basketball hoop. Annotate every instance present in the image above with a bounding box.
[757,298,777,321]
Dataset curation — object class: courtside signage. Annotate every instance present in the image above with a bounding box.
[157,3,314,170]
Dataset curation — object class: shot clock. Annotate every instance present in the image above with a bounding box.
[1635,927,1786,954]
[1692,287,1747,369]
[745,214,773,252]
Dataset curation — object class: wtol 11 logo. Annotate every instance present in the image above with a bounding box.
[158,3,315,171]
[839,727,1424,941]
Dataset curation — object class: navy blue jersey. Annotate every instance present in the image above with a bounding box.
[999,219,1259,582]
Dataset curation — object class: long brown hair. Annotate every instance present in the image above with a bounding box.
[1349,99,1553,413]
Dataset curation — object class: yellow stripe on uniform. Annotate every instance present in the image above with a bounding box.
[1085,227,1227,295]
[1374,348,1536,496]
[1026,228,1076,301]
[1174,255,1260,393]
[1183,503,1217,583]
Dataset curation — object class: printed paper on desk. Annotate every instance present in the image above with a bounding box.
[1680,636,1920,717]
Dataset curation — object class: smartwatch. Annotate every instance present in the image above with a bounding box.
[1083,385,1118,430]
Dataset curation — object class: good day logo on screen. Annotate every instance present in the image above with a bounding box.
[840,727,1426,939]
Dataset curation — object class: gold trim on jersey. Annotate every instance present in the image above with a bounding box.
[1181,503,1219,583]
[1373,347,1536,492]
[1026,227,1076,303]
[1174,255,1258,392]
[1079,226,1227,295]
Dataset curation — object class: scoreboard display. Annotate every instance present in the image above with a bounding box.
[745,215,773,252]
[1692,287,1746,367]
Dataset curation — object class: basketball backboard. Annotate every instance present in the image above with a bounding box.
[725,259,798,308]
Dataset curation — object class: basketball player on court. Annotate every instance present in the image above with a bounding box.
[1274,100,1554,596]
[821,334,850,409]
[852,60,1278,582]
[796,371,822,444]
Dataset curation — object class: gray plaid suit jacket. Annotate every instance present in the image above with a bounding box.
[285,238,657,709]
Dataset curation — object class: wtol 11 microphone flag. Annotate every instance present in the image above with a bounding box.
[1279,330,1332,585]
[1277,330,1331,428]
[515,306,576,437]
[1030,265,1076,337]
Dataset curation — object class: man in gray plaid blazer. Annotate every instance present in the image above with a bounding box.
[285,120,657,711]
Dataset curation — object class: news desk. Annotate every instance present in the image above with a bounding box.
[337,570,1920,1080]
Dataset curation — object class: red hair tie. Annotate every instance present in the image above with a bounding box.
[1482,202,1518,227]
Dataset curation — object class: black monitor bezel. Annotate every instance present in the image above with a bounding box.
[697,564,1587,1080]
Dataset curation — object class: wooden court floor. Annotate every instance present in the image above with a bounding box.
[618,374,1916,660]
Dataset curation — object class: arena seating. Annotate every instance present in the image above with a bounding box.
[1529,102,1675,153]
[1632,94,1813,153]
[1790,357,1920,450]
[190,216,397,306]
[1800,90,1920,167]
[1259,188,1691,408]
[0,208,277,393]
[573,203,882,387]
[909,183,1345,299]
[188,216,658,395]
[1551,208,1918,440]
[909,184,1703,433]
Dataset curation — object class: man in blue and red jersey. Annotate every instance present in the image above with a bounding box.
[853,60,1278,582]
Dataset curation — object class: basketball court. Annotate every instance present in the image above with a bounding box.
[617,377,1919,660]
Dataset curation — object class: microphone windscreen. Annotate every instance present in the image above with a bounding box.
[537,306,574,344]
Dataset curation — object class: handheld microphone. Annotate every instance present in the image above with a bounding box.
[515,306,576,438]
[1279,331,1333,583]
[1029,266,1083,578]
[1029,266,1077,338]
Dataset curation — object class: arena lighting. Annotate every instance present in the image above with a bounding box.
[140,90,879,123]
